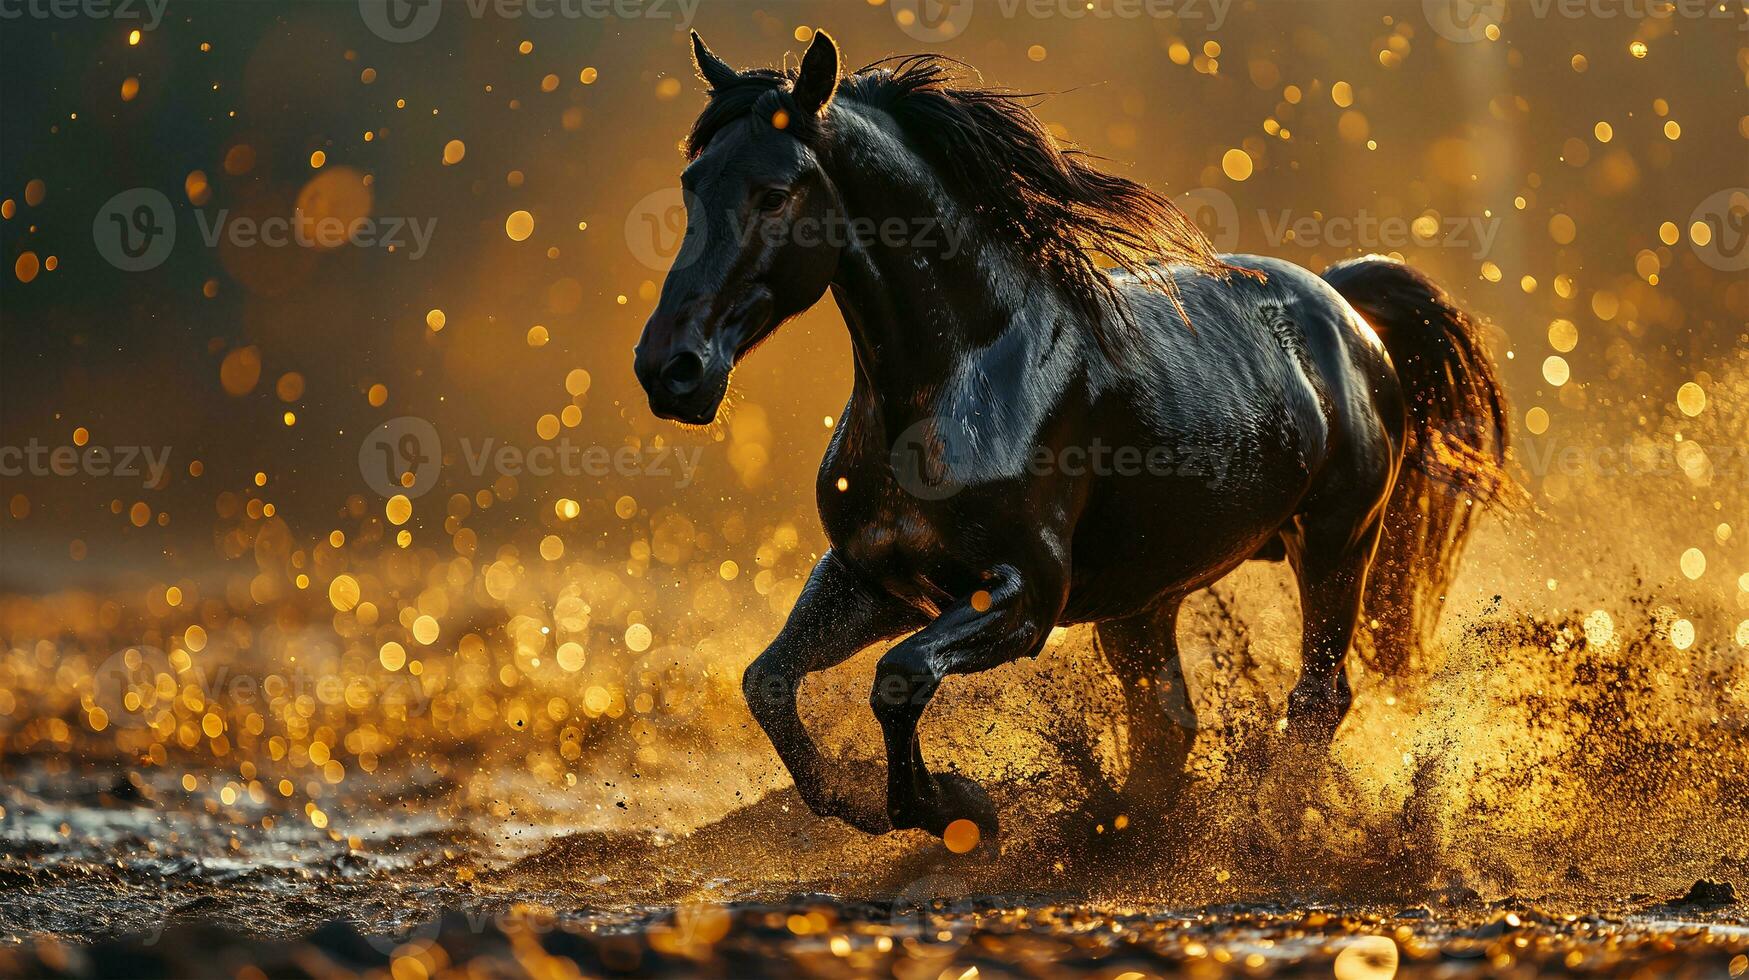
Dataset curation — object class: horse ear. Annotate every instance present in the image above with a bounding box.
[691,30,738,91]
[792,30,840,116]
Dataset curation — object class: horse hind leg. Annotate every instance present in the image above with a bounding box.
[1095,597,1195,815]
[1282,503,1386,744]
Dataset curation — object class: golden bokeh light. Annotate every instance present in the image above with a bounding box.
[0,8,1742,966]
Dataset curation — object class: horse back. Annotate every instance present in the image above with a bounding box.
[1059,257,1403,616]
[1115,254,1401,467]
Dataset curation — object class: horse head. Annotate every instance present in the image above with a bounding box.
[633,31,847,425]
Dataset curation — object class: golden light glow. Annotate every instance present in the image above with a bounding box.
[1676,382,1706,417]
[1222,148,1254,181]
[943,818,980,854]
[0,13,1739,960]
[1542,356,1571,387]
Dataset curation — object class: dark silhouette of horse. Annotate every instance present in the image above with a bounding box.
[634,31,1511,845]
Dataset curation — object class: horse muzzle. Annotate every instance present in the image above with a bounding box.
[636,288,774,425]
[636,347,724,425]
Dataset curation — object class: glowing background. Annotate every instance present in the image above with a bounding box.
[1,0,1747,923]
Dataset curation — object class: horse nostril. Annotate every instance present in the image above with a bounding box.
[661,350,706,395]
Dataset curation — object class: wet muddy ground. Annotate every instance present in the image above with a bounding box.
[6,899,1748,979]
[4,568,1746,978]
[2,759,1743,979]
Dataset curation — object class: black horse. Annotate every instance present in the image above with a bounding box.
[634,31,1511,844]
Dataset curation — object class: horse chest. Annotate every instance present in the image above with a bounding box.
[824,484,942,554]
[818,463,972,609]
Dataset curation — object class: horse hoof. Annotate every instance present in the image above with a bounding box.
[802,790,893,836]
[932,773,1000,846]
[1284,689,1346,745]
[835,800,894,835]
[1281,717,1341,748]
[836,759,895,834]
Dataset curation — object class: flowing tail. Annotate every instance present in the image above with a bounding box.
[1322,255,1515,676]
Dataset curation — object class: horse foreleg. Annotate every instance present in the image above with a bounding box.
[870,563,1061,841]
[743,551,919,833]
[1096,598,1194,814]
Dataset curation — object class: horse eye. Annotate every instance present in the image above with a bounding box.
[757,189,789,212]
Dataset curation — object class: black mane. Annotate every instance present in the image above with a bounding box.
[684,55,1233,349]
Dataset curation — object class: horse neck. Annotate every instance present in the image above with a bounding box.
[821,108,1038,414]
